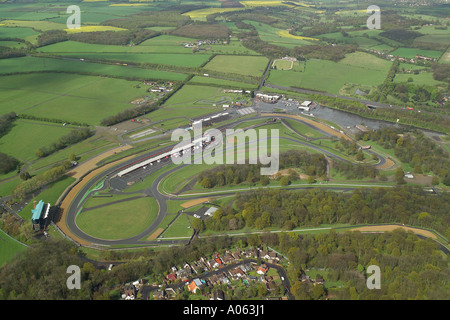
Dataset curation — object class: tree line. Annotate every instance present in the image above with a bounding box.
[196,150,328,189]
[10,161,73,202]
[194,186,450,236]
[35,128,94,158]
[36,29,160,47]
[356,127,450,185]
[0,113,20,174]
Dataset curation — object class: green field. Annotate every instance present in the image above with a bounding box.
[394,72,447,87]
[439,47,450,64]
[0,120,74,162]
[18,175,76,220]
[54,53,212,68]
[391,47,443,59]
[244,20,317,48]
[203,55,269,77]
[267,52,392,94]
[160,213,193,238]
[76,196,158,240]
[189,76,258,89]
[0,56,187,81]
[273,59,293,70]
[38,35,199,54]
[0,73,159,125]
[160,84,239,119]
[0,228,27,267]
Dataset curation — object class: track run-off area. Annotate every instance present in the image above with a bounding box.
[55,112,443,249]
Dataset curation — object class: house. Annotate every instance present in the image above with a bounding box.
[214,257,223,267]
[260,250,270,259]
[241,263,253,273]
[257,264,269,275]
[229,267,246,280]
[222,253,235,264]
[188,279,205,293]
[207,259,219,269]
[245,248,259,259]
[231,250,242,260]
[268,252,279,262]
[167,273,177,282]
[176,267,192,280]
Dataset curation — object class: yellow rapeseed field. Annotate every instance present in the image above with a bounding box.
[277,29,319,41]
[64,26,127,33]
[182,8,245,20]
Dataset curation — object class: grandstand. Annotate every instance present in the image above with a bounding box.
[31,200,50,231]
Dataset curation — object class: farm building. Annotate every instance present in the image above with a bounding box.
[356,124,369,132]
[31,200,50,231]
[255,93,281,103]
[298,100,312,111]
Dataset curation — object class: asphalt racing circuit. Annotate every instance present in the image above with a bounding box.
[59,112,392,248]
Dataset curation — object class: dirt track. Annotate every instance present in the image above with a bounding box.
[68,145,133,180]
[261,113,352,141]
[56,153,137,246]
[351,225,437,239]
[180,198,211,209]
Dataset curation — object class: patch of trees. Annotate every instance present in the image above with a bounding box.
[35,128,94,158]
[291,44,357,62]
[0,113,20,174]
[102,11,190,29]
[431,63,450,83]
[11,161,72,201]
[171,23,231,40]
[196,150,327,189]
[0,112,17,139]
[380,12,427,30]
[223,186,449,234]
[281,229,449,300]
[100,101,158,127]
[0,45,26,59]
[18,113,89,127]
[332,160,378,180]
[67,30,159,46]
[0,226,446,300]
[240,34,291,58]
[379,29,422,46]
[357,127,450,184]
[239,31,356,61]
[299,25,340,38]
[0,153,20,175]
[37,30,68,47]
[391,82,443,105]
